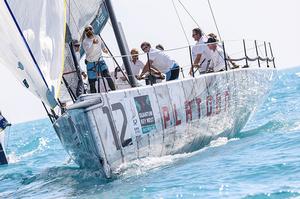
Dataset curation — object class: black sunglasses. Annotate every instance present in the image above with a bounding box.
[85,27,92,32]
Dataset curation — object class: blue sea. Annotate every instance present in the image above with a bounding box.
[1,67,300,199]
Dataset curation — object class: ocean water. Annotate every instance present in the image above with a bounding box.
[1,67,300,199]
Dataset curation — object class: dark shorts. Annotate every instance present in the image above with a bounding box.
[166,65,180,81]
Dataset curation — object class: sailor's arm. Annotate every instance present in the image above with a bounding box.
[149,66,164,77]
[138,60,153,79]
[101,41,108,54]
[189,54,202,75]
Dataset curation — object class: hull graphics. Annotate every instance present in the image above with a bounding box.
[54,68,276,177]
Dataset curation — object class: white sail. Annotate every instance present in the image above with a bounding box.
[66,0,106,40]
[0,0,66,108]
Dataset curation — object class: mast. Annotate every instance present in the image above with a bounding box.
[104,0,136,87]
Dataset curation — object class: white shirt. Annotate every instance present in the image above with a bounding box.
[82,35,105,62]
[120,59,143,77]
[148,48,176,73]
[192,36,211,73]
[130,59,144,76]
[209,48,225,72]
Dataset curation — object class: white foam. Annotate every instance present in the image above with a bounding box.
[209,137,229,147]
[209,137,239,148]
[115,137,239,178]
[20,137,49,158]
[290,121,300,132]
[7,151,20,163]
[115,153,191,177]
[6,137,49,164]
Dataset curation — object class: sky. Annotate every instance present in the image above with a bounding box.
[0,0,299,123]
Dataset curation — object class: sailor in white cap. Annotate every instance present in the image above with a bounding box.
[82,25,115,93]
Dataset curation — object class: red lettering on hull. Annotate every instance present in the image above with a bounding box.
[206,96,213,116]
[162,106,170,129]
[185,100,193,122]
[173,104,182,126]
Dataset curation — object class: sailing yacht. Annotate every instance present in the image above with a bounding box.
[0,112,10,165]
[0,0,276,177]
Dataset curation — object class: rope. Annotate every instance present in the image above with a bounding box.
[207,0,222,40]
[227,56,274,62]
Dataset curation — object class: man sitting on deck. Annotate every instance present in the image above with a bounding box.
[138,42,180,82]
[129,48,144,78]
[206,37,226,72]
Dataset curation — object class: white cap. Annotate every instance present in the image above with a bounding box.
[85,25,93,30]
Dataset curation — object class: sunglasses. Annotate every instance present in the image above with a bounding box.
[85,27,93,32]
[142,46,148,51]
[192,33,198,37]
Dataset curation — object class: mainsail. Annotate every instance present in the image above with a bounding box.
[0,0,108,108]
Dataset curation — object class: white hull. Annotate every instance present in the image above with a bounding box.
[54,68,276,177]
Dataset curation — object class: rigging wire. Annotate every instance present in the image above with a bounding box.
[171,0,190,45]
[177,0,222,40]
[177,0,201,28]
[66,0,102,38]
[66,0,80,34]
[207,0,222,40]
